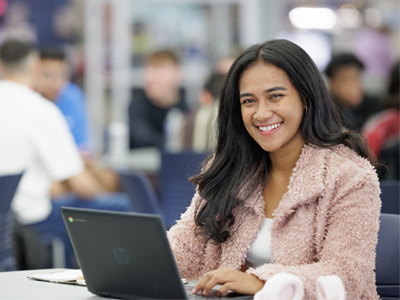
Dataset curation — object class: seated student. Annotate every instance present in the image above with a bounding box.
[35,48,92,155]
[167,40,381,299]
[128,50,189,149]
[180,72,226,153]
[362,61,400,180]
[324,53,382,131]
[0,39,130,269]
[34,47,120,194]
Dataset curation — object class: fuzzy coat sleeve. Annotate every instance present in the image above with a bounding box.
[246,162,381,299]
[167,191,208,280]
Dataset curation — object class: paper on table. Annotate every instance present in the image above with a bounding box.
[28,269,86,285]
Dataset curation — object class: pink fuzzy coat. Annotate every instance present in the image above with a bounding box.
[167,144,381,299]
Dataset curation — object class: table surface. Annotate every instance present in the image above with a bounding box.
[0,269,116,300]
[0,269,200,300]
[103,147,160,173]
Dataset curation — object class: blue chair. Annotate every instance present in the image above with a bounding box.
[376,213,400,299]
[380,181,400,214]
[159,151,209,229]
[118,169,162,216]
[0,173,23,272]
[379,138,399,181]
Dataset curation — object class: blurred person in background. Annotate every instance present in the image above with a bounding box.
[177,52,237,153]
[128,50,189,149]
[215,48,242,75]
[0,39,130,269]
[362,61,400,180]
[216,54,236,75]
[325,53,382,131]
[0,1,37,45]
[36,48,92,155]
[180,72,226,153]
[34,47,120,194]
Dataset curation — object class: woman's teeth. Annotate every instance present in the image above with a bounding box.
[259,123,281,132]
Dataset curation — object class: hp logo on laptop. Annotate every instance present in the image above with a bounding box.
[113,247,130,265]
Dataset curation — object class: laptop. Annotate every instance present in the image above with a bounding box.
[61,207,253,299]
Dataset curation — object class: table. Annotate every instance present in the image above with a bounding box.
[102,147,160,173]
[0,269,199,300]
[0,269,111,300]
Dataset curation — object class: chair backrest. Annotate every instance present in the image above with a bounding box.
[0,173,23,271]
[380,181,400,214]
[375,213,400,298]
[159,151,209,229]
[117,169,162,216]
[379,138,399,181]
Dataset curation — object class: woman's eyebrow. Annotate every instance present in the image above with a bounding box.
[265,86,287,93]
[239,92,253,98]
[239,86,288,98]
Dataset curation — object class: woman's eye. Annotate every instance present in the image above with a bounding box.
[242,99,255,104]
[270,94,283,100]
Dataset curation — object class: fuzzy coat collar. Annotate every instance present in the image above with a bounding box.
[242,144,327,220]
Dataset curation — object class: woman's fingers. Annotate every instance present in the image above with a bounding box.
[193,268,265,296]
[192,267,237,295]
[202,271,228,295]
[217,281,235,295]
[192,269,220,295]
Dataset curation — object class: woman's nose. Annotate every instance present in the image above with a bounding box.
[253,103,274,122]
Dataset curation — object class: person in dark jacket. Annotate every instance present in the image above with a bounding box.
[325,53,382,131]
[128,50,189,149]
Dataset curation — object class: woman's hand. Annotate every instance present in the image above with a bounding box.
[192,267,265,296]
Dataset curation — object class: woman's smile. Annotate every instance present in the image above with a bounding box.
[256,121,283,134]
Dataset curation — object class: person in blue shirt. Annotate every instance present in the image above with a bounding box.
[55,81,92,154]
[36,48,92,156]
[34,47,120,195]
[34,48,92,156]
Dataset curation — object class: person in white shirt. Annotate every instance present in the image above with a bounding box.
[0,39,130,268]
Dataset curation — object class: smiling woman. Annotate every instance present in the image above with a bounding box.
[167,39,381,299]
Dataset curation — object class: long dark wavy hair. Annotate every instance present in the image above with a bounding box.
[191,39,374,244]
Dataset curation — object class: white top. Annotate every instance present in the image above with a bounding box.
[246,218,273,269]
[0,81,84,224]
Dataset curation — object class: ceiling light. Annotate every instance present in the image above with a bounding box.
[289,7,337,30]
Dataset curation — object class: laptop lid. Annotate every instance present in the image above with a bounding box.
[61,207,188,299]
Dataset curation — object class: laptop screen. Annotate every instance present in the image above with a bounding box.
[61,207,188,299]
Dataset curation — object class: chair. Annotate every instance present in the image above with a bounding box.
[380,181,400,214]
[379,138,399,181]
[118,169,162,216]
[159,151,209,229]
[375,213,400,299]
[0,173,23,271]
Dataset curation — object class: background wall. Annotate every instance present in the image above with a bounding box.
[0,0,398,155]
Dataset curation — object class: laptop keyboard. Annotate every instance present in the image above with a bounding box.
[188,293,223,299]
[185,286,223,299]
[187,291,229,299]
[184,286,252,299]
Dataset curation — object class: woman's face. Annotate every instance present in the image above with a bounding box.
[239,62,305,154]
